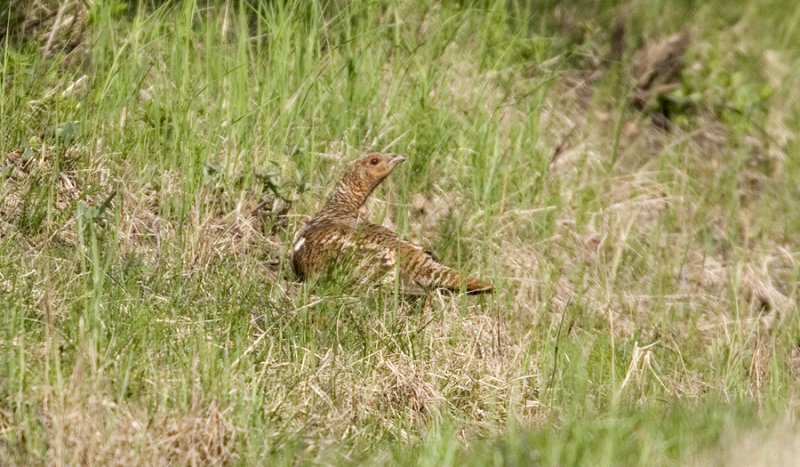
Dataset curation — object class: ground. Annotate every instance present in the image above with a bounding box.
[1,0,799,465]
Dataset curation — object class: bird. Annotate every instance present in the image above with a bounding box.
[290,152,492,295]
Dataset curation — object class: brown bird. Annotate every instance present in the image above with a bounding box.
[291,153,492,295]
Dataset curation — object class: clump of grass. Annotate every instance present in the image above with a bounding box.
[2,0,800,464]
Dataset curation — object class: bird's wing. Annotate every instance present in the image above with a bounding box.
[291,220,359,279]
[359,223,492,294]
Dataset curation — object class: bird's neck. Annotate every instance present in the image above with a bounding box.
[322,173,376,218]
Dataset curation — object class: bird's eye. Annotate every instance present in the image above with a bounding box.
[369,157,380,165]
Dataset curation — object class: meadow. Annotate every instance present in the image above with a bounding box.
[2,0,799,464]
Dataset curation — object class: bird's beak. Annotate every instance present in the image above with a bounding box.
[390,154,407,165]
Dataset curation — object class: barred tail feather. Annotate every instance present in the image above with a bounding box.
[399,243,493,294]
[433,265,493,294]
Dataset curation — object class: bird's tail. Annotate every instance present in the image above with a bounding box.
[398,242,493,294]
[435,267,493,294]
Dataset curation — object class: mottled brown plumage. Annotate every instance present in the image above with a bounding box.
[291,153,492,294]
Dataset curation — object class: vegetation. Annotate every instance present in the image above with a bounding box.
[2,0,799,464]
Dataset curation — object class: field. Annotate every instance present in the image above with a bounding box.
[2,0,800,465]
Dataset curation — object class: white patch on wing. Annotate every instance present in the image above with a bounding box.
[383,249,397,267]
[292,237,306,253]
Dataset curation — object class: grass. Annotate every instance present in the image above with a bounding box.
[2,0,800,465]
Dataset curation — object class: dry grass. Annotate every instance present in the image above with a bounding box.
[45,393,236,466]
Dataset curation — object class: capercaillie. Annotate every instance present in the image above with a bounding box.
[291,153,492,294]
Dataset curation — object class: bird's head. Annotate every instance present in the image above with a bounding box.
[352,152,407,187]
[323,152,407,217]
